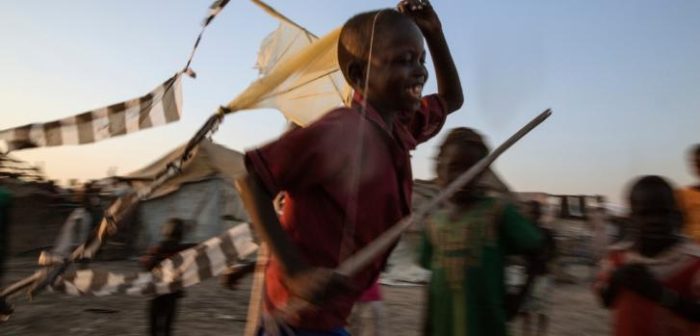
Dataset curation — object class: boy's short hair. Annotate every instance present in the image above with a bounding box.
[438,127,490,160]
[338,9,414,85]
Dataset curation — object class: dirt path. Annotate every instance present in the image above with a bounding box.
[1,259,611,335]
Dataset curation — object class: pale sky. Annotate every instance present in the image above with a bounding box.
[1,0,699,205]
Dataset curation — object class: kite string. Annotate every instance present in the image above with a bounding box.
[259,11,385,334]
[337,9,384,264]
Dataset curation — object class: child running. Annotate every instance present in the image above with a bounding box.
[594,175,700,336]
[237,0,463,334]
[141,218,189,336]
[420,128,542,336]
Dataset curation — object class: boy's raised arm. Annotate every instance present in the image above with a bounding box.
[399,0,463,113]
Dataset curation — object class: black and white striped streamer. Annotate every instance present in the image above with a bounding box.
[0,74,182,152]
[51,224,258,297]
[182,0,232,78]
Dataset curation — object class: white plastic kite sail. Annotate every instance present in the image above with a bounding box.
[226,1,351,126]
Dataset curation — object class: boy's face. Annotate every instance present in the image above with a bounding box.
[437,143,484,191]
[361,20,428,114]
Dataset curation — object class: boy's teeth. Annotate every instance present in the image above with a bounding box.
[409,85,423,97]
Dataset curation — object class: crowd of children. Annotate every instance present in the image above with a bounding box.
[237,0,462,334]
[2,1,699,335]
[236,1,700,335]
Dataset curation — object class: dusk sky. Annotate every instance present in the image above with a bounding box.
[1,0,699,205]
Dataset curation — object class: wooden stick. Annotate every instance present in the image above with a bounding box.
[337,109,551,276]
[272,109,552,322]
[249,0,318,39]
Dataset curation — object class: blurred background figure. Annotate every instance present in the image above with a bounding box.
[51,182,102,257]
[594,175,700,336]
[520,201,557,336]
[349,279,385,336]
[0,185,13,321]
[588,206,610,280]
[421,128,542,336]
[141,218,189,336]
[678,144,700,243]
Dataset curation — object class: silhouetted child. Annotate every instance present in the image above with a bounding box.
[520,201,557,336]
[678,144,700,243]
[420,128,542,336]
[594,175,700,336]
[237,0,463,334]
[141,218,187,336]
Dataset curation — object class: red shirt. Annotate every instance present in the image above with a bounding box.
[594,241,700,336]
[245,93,446,330]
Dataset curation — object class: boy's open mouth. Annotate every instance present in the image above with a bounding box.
[407,83,423,100]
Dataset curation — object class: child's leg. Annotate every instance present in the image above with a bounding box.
[348,302,367,335]
[149,297,161,336]
[537,313,549,336]
[521,312,531,336]
[163,295,178,336]
[369,301,385,336]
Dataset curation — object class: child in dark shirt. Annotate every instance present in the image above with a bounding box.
[141,218,187,336]
[237,0,463,333]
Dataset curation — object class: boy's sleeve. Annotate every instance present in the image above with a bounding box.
[406,94,448,145]
[500,203,542,254]
[245,110,355,195]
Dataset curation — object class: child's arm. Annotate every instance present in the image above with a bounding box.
[612,263,700,322]
[236,171,342,302]
[236,172,307,276]
[399,0,463,113]
[141,246,162,271]
[500,203,542,254]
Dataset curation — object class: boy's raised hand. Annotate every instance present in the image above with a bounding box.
[397,0,442,33]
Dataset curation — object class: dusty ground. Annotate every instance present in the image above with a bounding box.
[1,258,610,336]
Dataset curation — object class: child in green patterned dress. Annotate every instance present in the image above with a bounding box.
[420,128,542,336]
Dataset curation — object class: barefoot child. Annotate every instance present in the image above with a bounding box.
[420,128,542,336]
[237,0,463,334]
[594,175,700,335]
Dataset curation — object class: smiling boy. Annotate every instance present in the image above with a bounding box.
[236,0,463,334]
